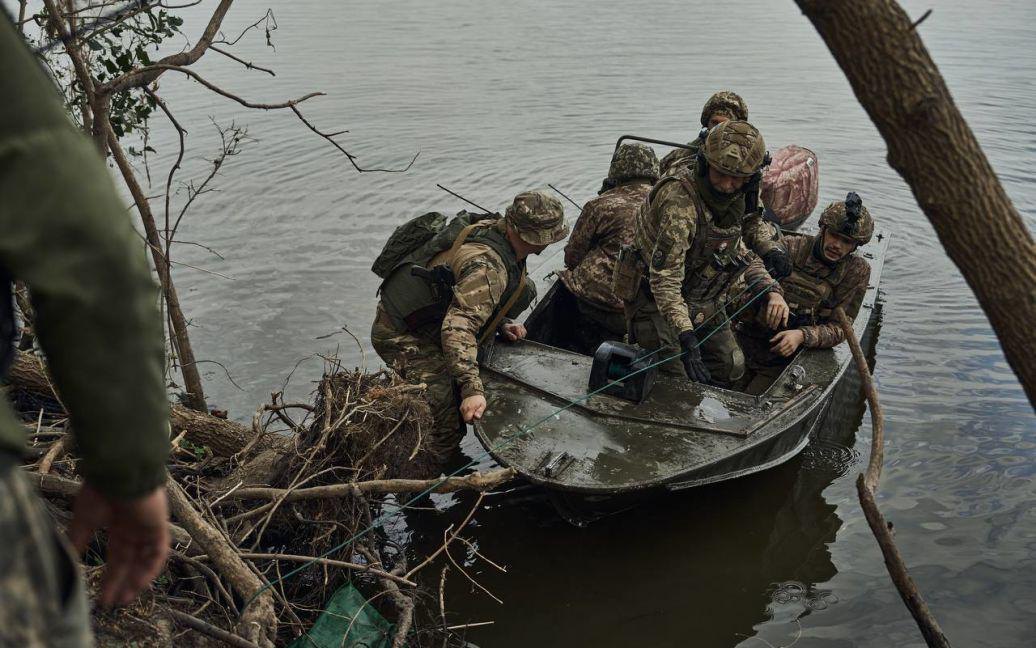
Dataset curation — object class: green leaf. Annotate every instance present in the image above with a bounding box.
[86,39,103,51]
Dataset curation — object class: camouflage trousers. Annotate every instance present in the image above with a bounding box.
[370,305,465,464]
[625,288,745,388]
[0,453,93,648]
[734,320,792,394]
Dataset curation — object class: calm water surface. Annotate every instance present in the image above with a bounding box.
[66,0,1036,645]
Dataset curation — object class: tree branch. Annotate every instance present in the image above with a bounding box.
[836,308,951,648]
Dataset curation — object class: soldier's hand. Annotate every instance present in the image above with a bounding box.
[67,483,170,607]
[500,322,527,342]
[764,292,790,329]
[770,329,805,357]
[677,329,712,384]
[762,249,792,280]
[460,394,488,422]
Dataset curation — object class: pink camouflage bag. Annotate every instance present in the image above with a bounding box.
[761,145,819,230]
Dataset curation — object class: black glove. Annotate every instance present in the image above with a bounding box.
[677,329,712,384]
[762,249,792,280]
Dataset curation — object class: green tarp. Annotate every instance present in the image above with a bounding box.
[287,584,393,648]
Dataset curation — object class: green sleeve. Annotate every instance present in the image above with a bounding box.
[0,17,169,498]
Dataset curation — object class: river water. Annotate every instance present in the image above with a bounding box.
[36,0,1036,645]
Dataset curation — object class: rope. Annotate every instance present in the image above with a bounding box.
[244,276,775,609]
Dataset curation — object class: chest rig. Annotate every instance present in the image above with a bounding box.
[672,177,748,303]
[781,237,847,324]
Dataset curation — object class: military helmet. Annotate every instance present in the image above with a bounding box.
[608,143,660,184]
[505,190,569,246]
[701,120,766,178]
[819,192,874,245]
[700,90,748,127]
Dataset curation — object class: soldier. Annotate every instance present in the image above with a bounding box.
[371,191,567,465]
[659,90,749,176]
[1,15,170,646]
[559,143,660,354]
[613,120,790,388]
[735,193,874,391]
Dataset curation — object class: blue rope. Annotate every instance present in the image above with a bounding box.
[245,277,774,609]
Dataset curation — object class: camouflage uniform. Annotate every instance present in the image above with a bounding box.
[620,121,782,387]
[371,191,566,462]
[737,196,874,385]
[1,16,169,646]
[560,143,658,353]
[0,454,91,648]
[659,90,749,176]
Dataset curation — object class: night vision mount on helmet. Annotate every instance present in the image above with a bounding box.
[819,191,874,245]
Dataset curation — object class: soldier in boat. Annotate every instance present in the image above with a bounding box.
[371,191,567,466]
[613,120,790,389]
[558,143,660,354]
[659,90,749,176]
[734,193,874,393]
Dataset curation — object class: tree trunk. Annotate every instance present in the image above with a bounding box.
[794,0,1036,408]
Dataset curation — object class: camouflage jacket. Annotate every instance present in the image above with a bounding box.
[658,136,703,177]
[560,180,651,311]
[772,234,871,348]
[437,241,514,399]
[634,168,781,334]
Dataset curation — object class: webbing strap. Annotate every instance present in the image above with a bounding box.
[478,271,527,347]
[445,220,527,346]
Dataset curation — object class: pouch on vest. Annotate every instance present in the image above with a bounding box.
[612,244,643,302]
[371,211,448,279]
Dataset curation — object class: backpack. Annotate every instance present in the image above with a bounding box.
[761,145,819,230]
[371,211,449,279]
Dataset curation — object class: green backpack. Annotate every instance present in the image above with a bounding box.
[370,211,449,279]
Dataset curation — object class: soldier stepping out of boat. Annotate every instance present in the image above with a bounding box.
[613,120,790,388]
[559,143,660,355]
[371,191,568,468]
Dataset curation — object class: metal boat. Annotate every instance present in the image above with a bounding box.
[473,228,889,522]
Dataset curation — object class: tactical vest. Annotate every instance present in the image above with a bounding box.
[780,236,848,323]
[379,217,526,344]
[636,174,748,304]
[0,268,14,377]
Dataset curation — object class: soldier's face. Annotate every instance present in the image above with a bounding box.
[707,166,748,195]
[707,114,731,128]
[821,229,858,262]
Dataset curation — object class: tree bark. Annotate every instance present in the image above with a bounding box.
[795,0,1036,408]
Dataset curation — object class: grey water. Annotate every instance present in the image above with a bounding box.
[30,0,1036,645]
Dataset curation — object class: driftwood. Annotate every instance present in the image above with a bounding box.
[167,479,278,647]
[7,349,252,457]
[224,468,516,502]
[836,307,951,647]
[16,352,505,647]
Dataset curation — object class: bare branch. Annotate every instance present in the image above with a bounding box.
[290,104,420,173]
[213,8,276,48]
[209,44,275,76]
